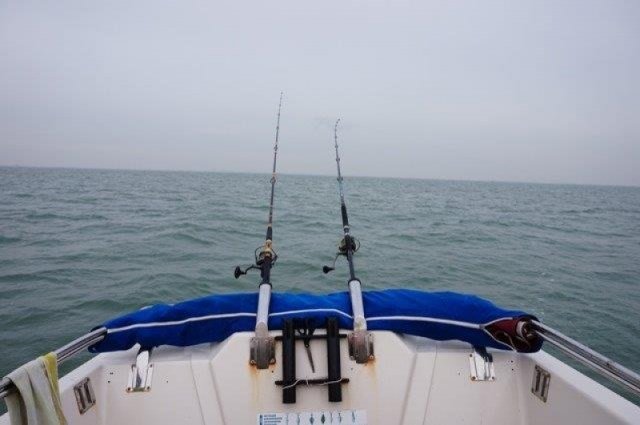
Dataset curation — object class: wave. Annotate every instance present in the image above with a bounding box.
[0,235,21,244]
[25,212,108,221]
[154,231,213,246]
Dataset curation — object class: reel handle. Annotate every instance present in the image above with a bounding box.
[234,265,258,279]
[322,252,341,274]
[234,266,246,279]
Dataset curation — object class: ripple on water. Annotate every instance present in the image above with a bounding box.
[0,235,21,244]
[0,168,639,404]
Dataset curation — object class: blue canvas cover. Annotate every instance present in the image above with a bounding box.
[89,289,541,353]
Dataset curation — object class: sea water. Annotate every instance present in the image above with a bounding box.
[1,167,639,403]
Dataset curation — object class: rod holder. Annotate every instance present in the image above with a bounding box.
[250,283,275,369]
[326,317,343,402]
[348,330,374,364]
[348,279,374,363]
[281,320,297,404]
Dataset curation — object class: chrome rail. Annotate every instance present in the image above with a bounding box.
[530,320,640,397]
[2,321,639,401]
[0,327,107,400]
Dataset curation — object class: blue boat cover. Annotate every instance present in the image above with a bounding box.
[89,289,542,353]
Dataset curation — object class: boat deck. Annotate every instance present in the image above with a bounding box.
[2,331,638,424]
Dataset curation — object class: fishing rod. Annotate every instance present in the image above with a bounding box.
[323,119,373,363]
[233,92,283,369]
[323,119,360,278]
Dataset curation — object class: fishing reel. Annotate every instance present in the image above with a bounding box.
[322,236,360,274]
[234,241,279,279]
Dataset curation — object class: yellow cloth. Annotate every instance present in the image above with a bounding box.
[42,353,66,425]
[5,352,67,425]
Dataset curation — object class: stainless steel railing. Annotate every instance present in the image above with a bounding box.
[1,322,639,401]
[530,321,640,397]
[0,327,106,399]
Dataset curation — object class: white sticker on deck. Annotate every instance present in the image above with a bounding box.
[257,409,367,424]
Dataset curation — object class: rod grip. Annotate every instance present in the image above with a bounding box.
[341,204,349,227]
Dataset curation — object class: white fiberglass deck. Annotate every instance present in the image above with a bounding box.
[2,331,638,424]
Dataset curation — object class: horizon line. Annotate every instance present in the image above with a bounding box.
[0,163,638,189]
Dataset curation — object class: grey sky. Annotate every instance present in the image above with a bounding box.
[1,0,639,186]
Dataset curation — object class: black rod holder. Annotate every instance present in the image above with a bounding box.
[282,319,297,404]
[326,317,342,402]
